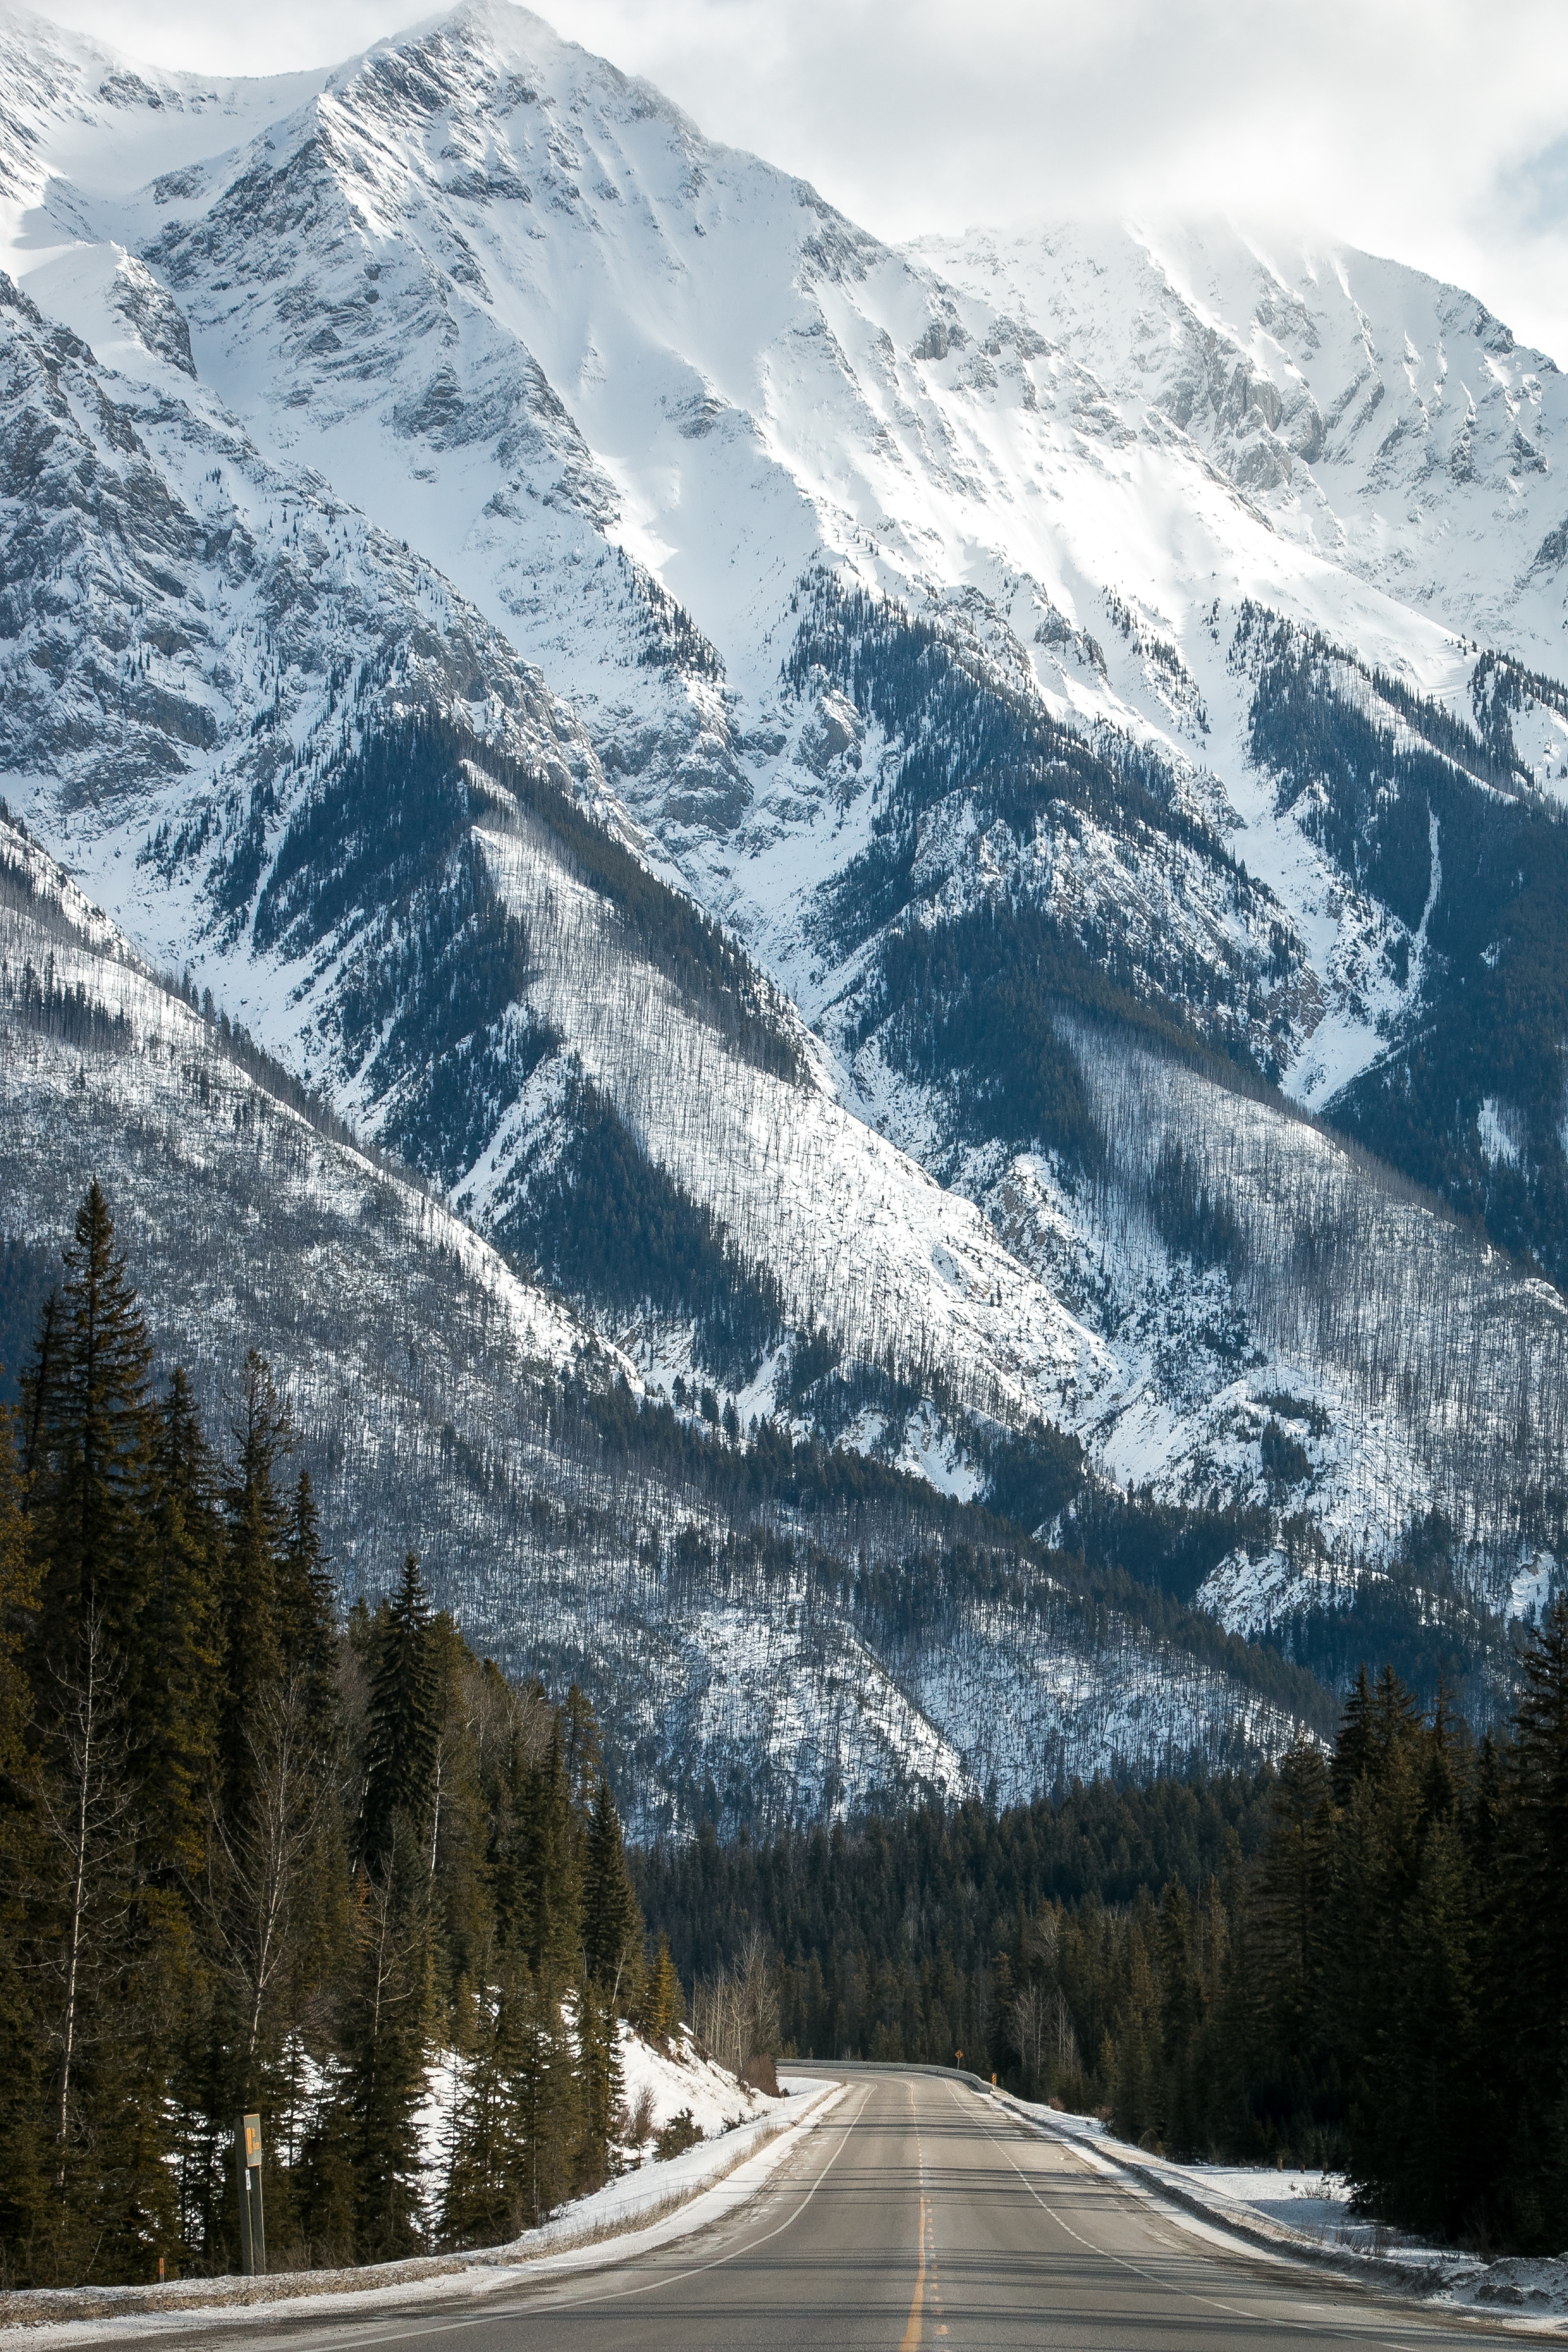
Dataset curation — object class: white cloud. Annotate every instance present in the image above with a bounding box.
[25,0,1568,362]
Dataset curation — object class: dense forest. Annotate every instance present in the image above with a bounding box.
[0,1185,661,2288]
[640,1636,1568,2253]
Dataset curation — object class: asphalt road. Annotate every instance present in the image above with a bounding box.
[155,2072,1532,2352]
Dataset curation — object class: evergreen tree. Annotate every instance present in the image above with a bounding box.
[582,1775,641,2004]
[508,1731,582,1983]
[362,1556,438,1868]
[28,1182,152,1667]
[218,1354,292,1814]
[574,1975,623,2195]
[440,1977,514,2249]
[277,1472,336,1741]
[503,1954,580,2226]
[343,1818,431,2262]
[1249,1741,1331,2073]
[1330,1663,1376,1805]
[641,1934,683,2042]
[139,1370,222,1883]
[18,1289,62,1496]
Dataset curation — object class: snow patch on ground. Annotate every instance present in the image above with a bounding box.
[998,2092,1568,2326]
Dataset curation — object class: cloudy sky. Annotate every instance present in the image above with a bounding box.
[29,0,1568,363]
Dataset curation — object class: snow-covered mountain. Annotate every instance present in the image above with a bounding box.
[1,803,1324,1822]
[1,0,1563,1736]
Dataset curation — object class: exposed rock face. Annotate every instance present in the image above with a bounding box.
[1,2,1566,1730]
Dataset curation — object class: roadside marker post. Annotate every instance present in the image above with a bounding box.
[236,2112,266,2276]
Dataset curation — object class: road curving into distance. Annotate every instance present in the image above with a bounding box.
[104,2071,1537,2351]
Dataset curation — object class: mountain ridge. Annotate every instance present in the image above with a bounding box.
[0,0,1563,1764]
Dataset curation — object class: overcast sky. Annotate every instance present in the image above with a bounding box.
[30,0,1568,363]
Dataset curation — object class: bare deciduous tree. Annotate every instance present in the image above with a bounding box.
[207,1677,330,2079]
[37,1608,137,2171]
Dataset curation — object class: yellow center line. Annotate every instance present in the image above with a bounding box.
[900,2188,928,2352]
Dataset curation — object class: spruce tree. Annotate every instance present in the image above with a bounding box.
[362,1555,438,1868]
[441,1977,514,2248]
[277,1471,337,1741]
[219,1354,292,1815]
[515,1731,582,1982]
[18,1288,62,1495]
[306,1814,432,2267]
[139,1370,222,1883]
[574,1975,622,2196]
[28,1182,153,1667]
[582,1775,641,2003]
[504,1954,580,2226]
[641,1935,683,2042]
[1330,1663,1376,1805]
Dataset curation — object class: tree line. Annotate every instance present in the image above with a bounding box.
[640,1634,1568,2253]
[0,1183,668,2288]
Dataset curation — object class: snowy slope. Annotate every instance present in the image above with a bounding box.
[0,803,620,1566]
[920,219,1568,669]
[6,0,1547,1156]
[1,0,1563,1676]
[2,806,1320,1820]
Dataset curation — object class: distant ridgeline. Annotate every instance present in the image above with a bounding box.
[0,1186,661,2288]
[639,1628,1568,2256]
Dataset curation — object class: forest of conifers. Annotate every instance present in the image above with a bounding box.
[640,1634,1568,2253]
[0,1184,663,2288]
[3,1185,1566,2288]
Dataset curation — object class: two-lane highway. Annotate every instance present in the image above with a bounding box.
[146,2072,1535,2351]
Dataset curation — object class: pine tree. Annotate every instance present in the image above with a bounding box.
[641,1935,683,2043]
[574,1974,623,2196]
[138,1370,222,1882]
[362,1556,438,1868]
[277,1472,337,1742]
[581,1775,641,2004]
[28,1183,153,1669]
[1330,1664,1376,1806]
[219,1354,292,1816]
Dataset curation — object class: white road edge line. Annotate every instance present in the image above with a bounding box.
[945,2081,1499,2351]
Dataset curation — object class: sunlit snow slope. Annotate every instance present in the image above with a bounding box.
[1,0,1564,1692]
[1,806,1326,1823]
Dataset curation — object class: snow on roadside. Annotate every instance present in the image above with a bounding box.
[0,2081,845,2346]
[415,2021,776,2202]
[995,2092,1568,2327]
